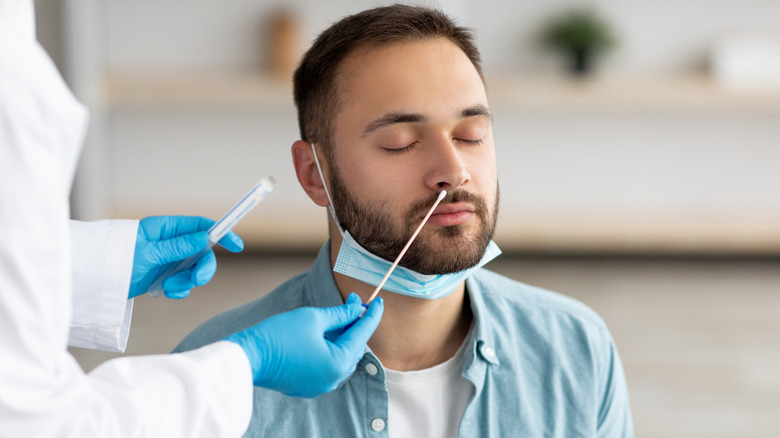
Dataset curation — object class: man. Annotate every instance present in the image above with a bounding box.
[176,5,633,437]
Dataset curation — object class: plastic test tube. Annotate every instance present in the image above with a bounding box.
[147,177,275,298]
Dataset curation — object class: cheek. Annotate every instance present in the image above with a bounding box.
[470,145,498,199]
[335,148,402,201]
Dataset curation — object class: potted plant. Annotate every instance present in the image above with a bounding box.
[539,8,616,76]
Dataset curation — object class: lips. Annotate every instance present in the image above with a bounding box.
[431,202,475,216]
[426,202,476,227]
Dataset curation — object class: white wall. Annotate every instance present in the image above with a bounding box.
[68,0,780,253]
[102,0,780,75]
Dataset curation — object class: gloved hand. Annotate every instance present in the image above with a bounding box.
[129,215,244,299]
[226,293,384,398]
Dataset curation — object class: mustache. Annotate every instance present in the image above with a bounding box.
[405,189,489,225]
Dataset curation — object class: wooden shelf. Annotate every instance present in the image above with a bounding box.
[113,202,780,255]
[104,73,294,109]
[493,211,780,255]
[103,72,780,111]
[487,73,780,112]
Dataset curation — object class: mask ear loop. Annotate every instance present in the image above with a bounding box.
[310,142,344,235]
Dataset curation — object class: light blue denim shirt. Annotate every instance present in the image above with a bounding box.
[175,242,633,437]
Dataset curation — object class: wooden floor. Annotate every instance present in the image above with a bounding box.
[70,253,780,438]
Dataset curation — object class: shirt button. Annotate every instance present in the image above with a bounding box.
[483,346,496,359]
[371,418,386,432]
[365,363,378,376]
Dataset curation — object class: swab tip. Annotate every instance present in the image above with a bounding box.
[437,190,447,201]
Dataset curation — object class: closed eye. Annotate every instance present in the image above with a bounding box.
[457,138,484,145]
[384,142,418,155]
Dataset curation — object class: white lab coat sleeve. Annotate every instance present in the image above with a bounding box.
[68,219,138,353]
[80,341,254,438]
[0,2,254,436]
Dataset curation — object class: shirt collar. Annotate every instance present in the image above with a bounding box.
[303,240,347,308]
[465,274,501,366]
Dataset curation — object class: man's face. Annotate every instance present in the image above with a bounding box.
[328,37,499,275]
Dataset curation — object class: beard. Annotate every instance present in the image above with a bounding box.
[329,163,499,275]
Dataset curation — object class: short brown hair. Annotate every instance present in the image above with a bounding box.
[292,4,483,161]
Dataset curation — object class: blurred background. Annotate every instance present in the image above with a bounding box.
[33,0,780,436]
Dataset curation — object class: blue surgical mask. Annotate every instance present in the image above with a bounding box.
[310,143,501,300]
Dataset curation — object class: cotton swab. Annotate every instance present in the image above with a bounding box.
[365,189,447,304]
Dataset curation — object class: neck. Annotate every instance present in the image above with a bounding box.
[330,229,473,371]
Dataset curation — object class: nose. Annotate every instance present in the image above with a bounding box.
[424,138,471,191]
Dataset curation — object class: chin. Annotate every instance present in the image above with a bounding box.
[411,231,489,273]
[439,224,468,238]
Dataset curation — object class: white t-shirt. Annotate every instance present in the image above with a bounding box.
[385,336,475,438]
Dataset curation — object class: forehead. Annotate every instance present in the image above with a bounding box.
[333,38,488,132]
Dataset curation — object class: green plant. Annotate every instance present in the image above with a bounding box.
[539,8,616,74]
[541,9,615,53]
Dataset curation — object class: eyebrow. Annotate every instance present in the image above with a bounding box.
[361,113,426,138]
[360,104,493,138]
[461,104,493,121]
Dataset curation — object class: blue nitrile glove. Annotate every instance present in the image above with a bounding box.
[225,293,384,398]
[128,215,244,299]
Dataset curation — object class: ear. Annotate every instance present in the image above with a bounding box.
[291,140,330,207]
